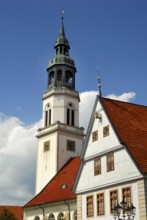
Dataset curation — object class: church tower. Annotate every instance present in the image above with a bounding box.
[35,15,84,194]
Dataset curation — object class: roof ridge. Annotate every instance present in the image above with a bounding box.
[101,96,147,108]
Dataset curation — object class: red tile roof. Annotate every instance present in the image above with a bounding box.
[0,206,23,220]
[101,97,147,174]
[24,156,81,207]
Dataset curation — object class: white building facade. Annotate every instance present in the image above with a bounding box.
[74,96,147,220]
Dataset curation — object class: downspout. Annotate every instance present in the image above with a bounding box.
[64,200,71,220]
[39,205,45,218]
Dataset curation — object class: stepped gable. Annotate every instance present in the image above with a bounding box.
[101,97,147,174]
[24,156,81,207]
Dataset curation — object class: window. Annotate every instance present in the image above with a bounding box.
[97,193,104,216]
[44,141,50,152]
[103,125,109,137]
[57,70,62,81]
[34,216,40,220]
[67,140,76,152]
[44,104,51,127]
[66,103,75,126]
[49,71,55,85]
[122,187,131,207]
[92,130,98,142]
[94,157,101,175]
[107,152,114,172]
[58,212,65,220]
[65,70,73,85]
[86,195,94,217]
[110,190,118,214]
[48,214,55,220]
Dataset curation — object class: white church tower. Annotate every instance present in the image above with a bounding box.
[35,15,84,194]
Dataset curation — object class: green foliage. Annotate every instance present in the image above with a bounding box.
[0,208,18,220]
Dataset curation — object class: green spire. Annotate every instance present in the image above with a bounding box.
[54,10,70,50]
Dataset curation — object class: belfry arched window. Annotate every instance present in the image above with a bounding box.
[57,70,62,82]
[58,212,65,220]
[49,71,55,86]
[48,213,55,220]
[65,70,73,86]
[67,103,75,126]
[44,103,51,127]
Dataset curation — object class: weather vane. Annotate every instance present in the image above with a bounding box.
[98,67,102,97]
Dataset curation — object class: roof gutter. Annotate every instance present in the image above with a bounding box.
[39,205,45,218]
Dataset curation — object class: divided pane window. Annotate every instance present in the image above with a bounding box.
[122,187,131,207]
[58,212,65,220]
[110,190,118,214]
[92,130,98,142]
[97,193,104,216]
[48,214,55,220]
[107,152,114,172]
[86,195,94,217]
[94,157,101,175]
[103,125,110,137]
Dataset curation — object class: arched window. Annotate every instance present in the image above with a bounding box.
[58,212,65,220]
[48,213,55,220]
[73,211,77,220]
[49,71,55,85]
[65,71,73,85]
[34,216,40,220]
[57,70,62,82]
[67,103,75,126]
[44,103,51,127]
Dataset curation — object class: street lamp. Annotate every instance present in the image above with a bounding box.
[113,200,136,220]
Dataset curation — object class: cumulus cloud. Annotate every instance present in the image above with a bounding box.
[0,91,136,205]
[105,92,136,102]
[79,91,136,131]
[0,113,41,205]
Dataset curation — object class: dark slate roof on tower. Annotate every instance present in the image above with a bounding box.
[54,16,70,48]
[24,156,81,207]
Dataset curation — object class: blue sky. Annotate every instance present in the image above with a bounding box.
[0,0,147,125]
[0,0,147,205]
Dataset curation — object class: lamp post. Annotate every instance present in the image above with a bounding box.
[113,200,136,220]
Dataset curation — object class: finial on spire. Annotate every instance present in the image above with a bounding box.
[61,9,64,21]
[98,67,102,97]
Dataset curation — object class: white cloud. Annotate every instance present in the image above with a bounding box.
[0,113,41,205]
[105,92,136,102]
[79,91,136,131]
[0,91,136,205]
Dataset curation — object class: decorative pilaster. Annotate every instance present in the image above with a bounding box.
[77,194,82,220]
[137,178,147,220]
